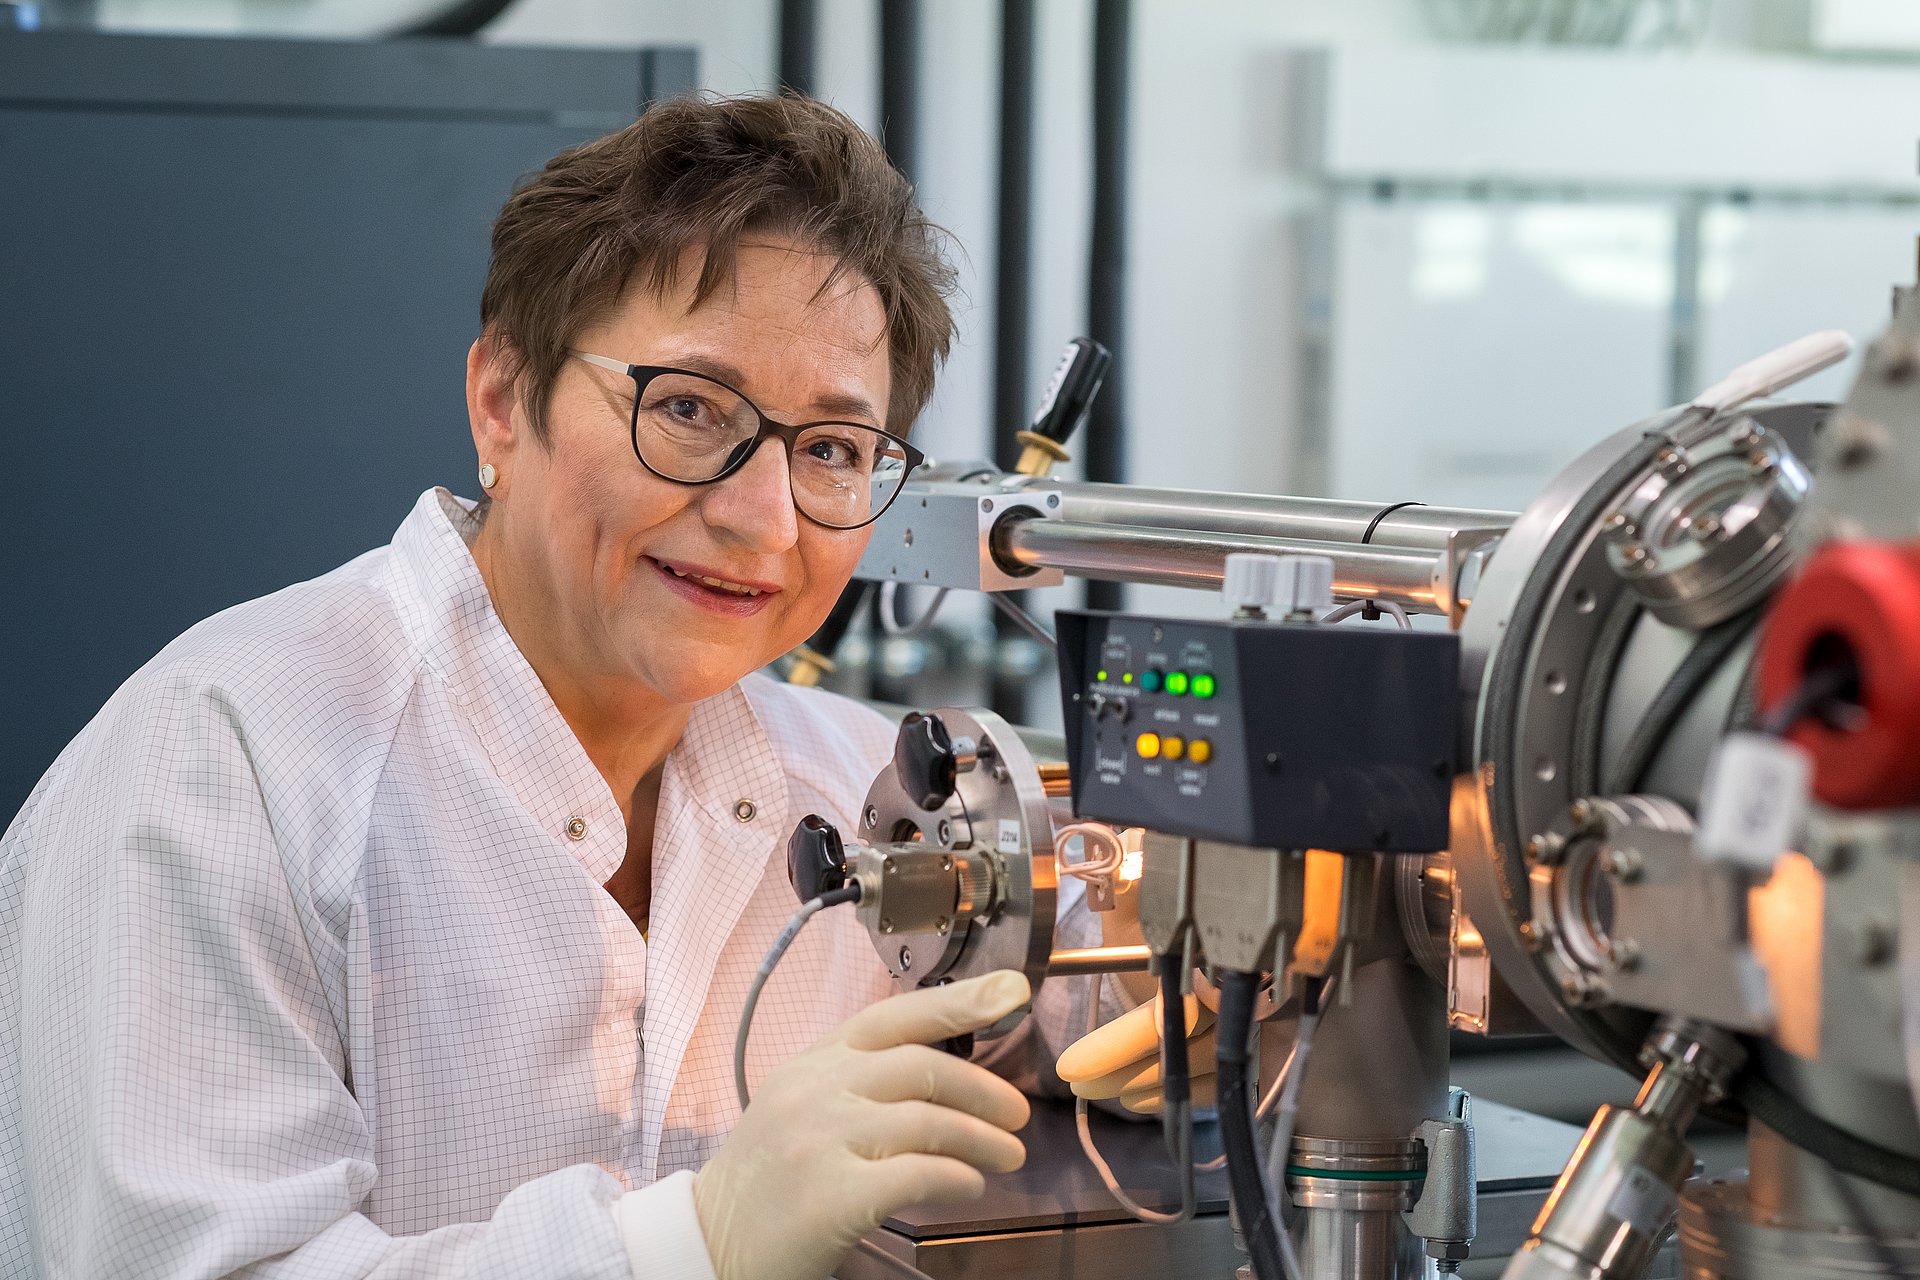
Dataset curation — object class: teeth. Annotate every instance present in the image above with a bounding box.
[662,562,762,596]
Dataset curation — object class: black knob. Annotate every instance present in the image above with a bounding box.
[787,814,848,902]
[893,711,959,811]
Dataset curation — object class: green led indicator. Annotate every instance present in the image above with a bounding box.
[1165,671,1190,696]
[1140,669,1165,693]
[1192,673,1217,699]
[1122,672,1134,684]
[1096,670,1108,682]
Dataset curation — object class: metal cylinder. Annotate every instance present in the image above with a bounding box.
[1679,1177,1920,1279]
[994,517,1450,614]
[1043,944,1153,975]
[1288,1136,1432,1279]
[1047,481,1514,552]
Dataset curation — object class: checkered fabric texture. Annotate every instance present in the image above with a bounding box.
[0,489,1119,1278]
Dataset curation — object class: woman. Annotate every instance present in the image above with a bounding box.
[0,95,1102,1280]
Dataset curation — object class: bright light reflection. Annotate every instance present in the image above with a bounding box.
[1512,206,1674,309]
[1413,207,1492,299]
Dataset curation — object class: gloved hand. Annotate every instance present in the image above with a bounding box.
[693,970,1034,1280]
[1055,987,1217,1113]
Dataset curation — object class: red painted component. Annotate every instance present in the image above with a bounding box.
[1756,540,1920,809]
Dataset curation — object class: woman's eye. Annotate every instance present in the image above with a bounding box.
[805,438,857,467]
[664,396,706,424]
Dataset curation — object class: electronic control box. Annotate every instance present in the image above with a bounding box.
[1055,610,1459,853]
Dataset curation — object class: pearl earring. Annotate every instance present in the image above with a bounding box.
[478,462,498,490]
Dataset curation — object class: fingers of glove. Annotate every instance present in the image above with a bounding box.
[848,1043,1031,1131]
[1067,1029,1217,1100]
[853,1154,990,1226]
[834,970,1031,1052]
[849,1099,1027,1174]
[1056,992,1206,1085]
[1118,1074,1218,1115]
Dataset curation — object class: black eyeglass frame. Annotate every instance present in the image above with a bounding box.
[573,351,925,532]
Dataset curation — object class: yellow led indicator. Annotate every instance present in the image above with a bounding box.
[1122,672,1134,684]
[1096,670,1108,682]
[1192,673,1216,699]
[1189,738,1213,765]
[1135,732,1161,759]
[1162,735,1186,761]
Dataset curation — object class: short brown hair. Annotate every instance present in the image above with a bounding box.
[480,94,956,439]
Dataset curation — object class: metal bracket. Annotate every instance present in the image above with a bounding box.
[855,481,1065,592]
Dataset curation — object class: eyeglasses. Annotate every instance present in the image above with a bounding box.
[572,352,924,531]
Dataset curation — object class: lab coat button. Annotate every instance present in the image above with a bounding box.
[734,799,757,822]
[564,816,588,841]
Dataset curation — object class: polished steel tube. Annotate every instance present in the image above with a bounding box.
[996,518,1449,614]
[1047,481,1514,552]
[1046,944,1153,975]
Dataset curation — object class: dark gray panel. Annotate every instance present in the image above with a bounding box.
[1,32,694,819]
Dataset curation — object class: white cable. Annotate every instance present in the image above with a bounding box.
[877,581,950,638]
[734,887,861,1110]
[1074,973,1196,1225]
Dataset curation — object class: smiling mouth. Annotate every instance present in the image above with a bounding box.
[650,558,771,598]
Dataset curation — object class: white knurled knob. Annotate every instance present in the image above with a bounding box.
[1221,553,1278,615]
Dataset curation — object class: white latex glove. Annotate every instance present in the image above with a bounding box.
[1055,988,1217,1113]
[692,970,1034,1280]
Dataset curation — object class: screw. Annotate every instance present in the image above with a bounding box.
[1569,799,1597,831]
[880,918,896,935]
[864,805,879,830]
[1518,920,1542,952]
[940,856,954,872]
[980,498,993,512]
[1731,423,1763,449]
[1047,493,1060,508]
[1610,937,1643,971]
[1855,921,1895,967]
[1749,452,1776,477]
[1690,513,1724,541]
[1655,446,1689,475]
[1266,753,1283,772]
[883,856,898,874]
[937,820,952,843]
[1559,970,1599,1003]
[1605,846,1644,882]
[899,945,914,968]
[935,917,950,935]
[1618,542,1651,571]
[1526,832,1566,866]
[1603,511,1636,539]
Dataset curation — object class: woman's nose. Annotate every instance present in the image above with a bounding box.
[701,438,801,551]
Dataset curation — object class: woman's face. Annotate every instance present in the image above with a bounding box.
[468,237,891,710]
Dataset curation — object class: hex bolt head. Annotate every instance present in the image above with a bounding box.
[1605,846,1645,882]
[1610,937,1643,971]
[1526,832,1566,866]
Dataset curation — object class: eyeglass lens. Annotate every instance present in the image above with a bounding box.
[633,371,908,528]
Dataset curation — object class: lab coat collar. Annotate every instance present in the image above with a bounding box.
[385,488,627,885]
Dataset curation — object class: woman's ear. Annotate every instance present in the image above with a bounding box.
[467,331,525,477]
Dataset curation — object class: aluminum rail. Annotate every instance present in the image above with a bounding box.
[996,517,1451,614]
[1040,480,1514,553]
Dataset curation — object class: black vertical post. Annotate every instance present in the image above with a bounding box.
[879,0,920,181]
[779,0,817,95]
[867,0,923,706]
[1085,0,1129,612]
[991,0,1036,720]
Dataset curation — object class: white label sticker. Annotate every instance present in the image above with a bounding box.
[1605,1166,1678,1236]
[998,819,1022,855]
[1698,732,1812,869]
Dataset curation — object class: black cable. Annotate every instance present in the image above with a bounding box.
[1360,500,1425,546]
[1570,590,1642,799]
[1157,961,1189,1165]
[391,0,518,36]
[1761,663,1859,738]
[1736,1073,1920,1198]
[1606,608,1763,795]
[1216,971,1285,1280]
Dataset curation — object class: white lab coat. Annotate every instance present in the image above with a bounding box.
[0,488,1108,1280]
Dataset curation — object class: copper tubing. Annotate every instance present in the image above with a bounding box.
[1046,944,1154,975]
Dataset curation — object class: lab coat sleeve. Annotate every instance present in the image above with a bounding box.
[0,677,640,1280]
